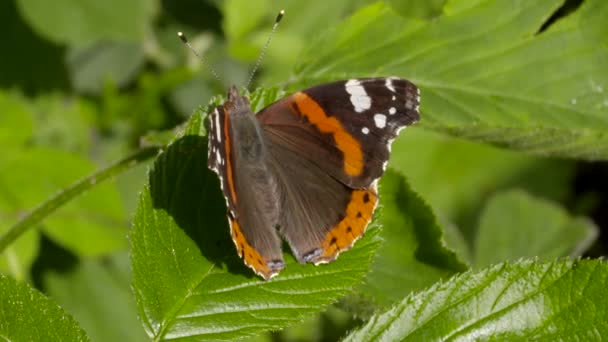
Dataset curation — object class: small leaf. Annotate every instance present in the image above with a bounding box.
[223,0,271,41]
[16,0,154,45]
[67,41,145,94]
[389,128,574,235]
[131,93,381,340]
[473,189,598,268]
[29,93,95,154]
[0,227,39,281]
[0,92,34,148]
[0,274,89,341]
[0,148,127,257]
[358,170,467,307]
[345,259,608,341]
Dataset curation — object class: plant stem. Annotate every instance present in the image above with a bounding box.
[0,146,160,253]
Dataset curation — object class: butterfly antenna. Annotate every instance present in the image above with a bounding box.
[177,31,222,83]
[245,9,285,90]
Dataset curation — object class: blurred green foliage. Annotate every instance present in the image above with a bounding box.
[1,0,607,341]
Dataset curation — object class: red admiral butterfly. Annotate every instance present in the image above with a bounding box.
[208,78,419,279]
[181,14,420,280]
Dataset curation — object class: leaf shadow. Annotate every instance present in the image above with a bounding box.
[148,134,253,278]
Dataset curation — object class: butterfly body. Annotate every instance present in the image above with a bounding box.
[208,78,420,279]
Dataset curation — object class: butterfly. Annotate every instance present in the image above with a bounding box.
[207,77,420,279]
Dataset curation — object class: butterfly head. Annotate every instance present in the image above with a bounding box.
[224,86,252,115]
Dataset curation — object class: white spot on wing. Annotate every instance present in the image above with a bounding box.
[216,149,222,165]
[389,107,396,115]
[405,99,414,110]
[345,79,371,113]
[362,127,370,134]
[374,114,387,129]
[214,109,222,143]
[385,78,396,93]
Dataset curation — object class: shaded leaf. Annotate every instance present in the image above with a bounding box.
[0,1,69,92]
[358,170,466,307]
[345,259,608,341]
[473,189,598,268]
[0,274,89,341]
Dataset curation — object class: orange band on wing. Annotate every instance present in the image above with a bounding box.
[228,217,275,279]
[317,188,378,263]
[223,112,238,204]
[292,92,364,177]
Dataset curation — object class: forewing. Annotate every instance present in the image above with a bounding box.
[207,106,284,280]
[257,77,419,188]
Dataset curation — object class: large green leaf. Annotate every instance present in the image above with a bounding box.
[16,0,155,45]
[345,259,608,341]
[473,189,598,268]
[358,170,466,308]
[131,92,381,340]
[293,0,608,160]
[0,274,89,341]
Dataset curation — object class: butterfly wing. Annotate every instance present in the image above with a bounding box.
[208,105,285,280]
[258,77,419,264]
[257,77,419,189]
[265,138,378,264]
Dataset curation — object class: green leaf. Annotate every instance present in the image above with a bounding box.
[388,0,447,19]
[16,0,155,45]
[0,92,34,148]
[345,259,608,341]
[224,0,365,84]
[67,41,145,94]
[29,94,95,154]
[389,128,574,235]
[0,148,127,257]
[44,253,148,342]
[358,170,466,307]
[294,0,608,160]
[473,190,598,268]
[0,224,39,281]
[131,105,381,340]
[0,274,89,341]
[223,0,271,42]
